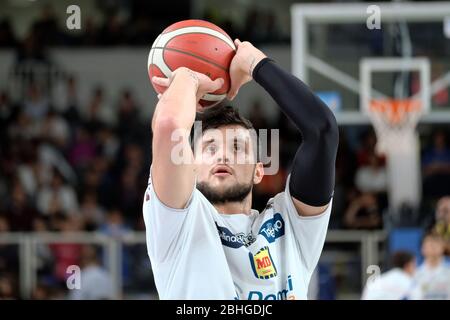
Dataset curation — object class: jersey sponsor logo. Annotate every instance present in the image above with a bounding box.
[215,213,285,249]
[247,275,296,300]
[249,246,277,279]
[215,223,256,248]
[258,213,285,243]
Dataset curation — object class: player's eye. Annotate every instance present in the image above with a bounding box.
[234,142,245,153]
[205,144,217,154]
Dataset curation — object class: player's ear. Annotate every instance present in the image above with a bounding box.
[253,162,264,184]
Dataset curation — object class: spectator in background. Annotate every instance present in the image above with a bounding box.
[32,217,54,280]
[79,192,105,231]
[409,233,450,299]
[0,216,19,279]
[0,91,17,131]
[24,83,49,122]
[98,209,131,286]
[69,127,97,171]
[32,4,62,46]
[356,130,385,167]
[69,245,114,300]
[48,216,83,285]
[7,111,38,141]
[355,152,387,194]
[53,75,81,127]
[362,251,416,300]
[96,126,119,160]
[41,110,70,150]
[98,208,131,238]
[37,169,79,216]
[422,130,450,198]
[85,86,110,129]
[16,141,40,197]
[117,90,143,141]
[433,196,450,257]
[0,274,18,299]
[5,181,38,231]
[354,152,388,212]
[115,166,144,222]
[343,191,382,230]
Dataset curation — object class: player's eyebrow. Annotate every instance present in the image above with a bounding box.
[202,138,215,147]
[233,136,249,151]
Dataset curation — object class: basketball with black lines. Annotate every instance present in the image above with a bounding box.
[148,19,236,107]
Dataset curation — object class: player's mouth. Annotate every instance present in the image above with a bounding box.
[212,165,233,177]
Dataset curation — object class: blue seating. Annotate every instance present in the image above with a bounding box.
[389,228,424,265]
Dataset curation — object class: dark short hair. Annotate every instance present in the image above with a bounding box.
[422,232,444,244]
[191,105,259,159]
[195,105,254,132]
[391,251,415,269]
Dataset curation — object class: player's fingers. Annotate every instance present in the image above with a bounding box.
[234,39,241,47]
[152,76,170,87]
[228,89,239,101]
[209,78,224,92]
[227,77,241,100]
[196,102,204,113]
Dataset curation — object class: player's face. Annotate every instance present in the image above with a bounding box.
[422,237,445,259]
[404,259,416,275]
[194,124,264,204]
[436,197,450,224]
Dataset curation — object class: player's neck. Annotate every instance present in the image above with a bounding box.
[214,195,252,215]
[425,256,443,269]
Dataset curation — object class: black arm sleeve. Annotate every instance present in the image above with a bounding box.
[253,58,339,206]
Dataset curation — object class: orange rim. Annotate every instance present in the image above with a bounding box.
[369,99,421,125]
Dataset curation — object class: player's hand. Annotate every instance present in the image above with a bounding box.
[152,67,223,111]
[227,39,267,101]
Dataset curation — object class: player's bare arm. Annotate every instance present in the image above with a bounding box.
[228,40,339,217]
[151,68,223,209]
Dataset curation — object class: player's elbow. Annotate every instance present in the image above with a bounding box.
[321,110,339,149]
[152,115,184,140]
[305,108,339,149]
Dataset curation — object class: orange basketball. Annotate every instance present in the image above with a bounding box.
[148,20,236,107]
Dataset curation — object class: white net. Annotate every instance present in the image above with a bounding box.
[367,99,424,210]
[367,99,422,155]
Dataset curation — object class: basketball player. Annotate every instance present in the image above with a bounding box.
[362,251,416,300]
[143,39,339,299]
[408,233,450,300]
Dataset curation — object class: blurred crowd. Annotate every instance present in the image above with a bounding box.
[0,0,450,300]
[0,2,286,55]
[362,230,450,300]
[0,77,153,299]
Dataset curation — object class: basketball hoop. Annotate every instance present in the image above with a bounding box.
[367,98,423,155]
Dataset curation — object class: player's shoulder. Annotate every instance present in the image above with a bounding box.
[265,191,291,211]
[258,191,293,222]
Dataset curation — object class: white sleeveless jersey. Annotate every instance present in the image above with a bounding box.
[142,172,331,300]
[408,261,450,300]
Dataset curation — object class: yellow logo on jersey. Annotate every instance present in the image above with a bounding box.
[249,246,277,279]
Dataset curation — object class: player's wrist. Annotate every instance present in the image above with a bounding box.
[248,52,267,78]
[173,68,199,91]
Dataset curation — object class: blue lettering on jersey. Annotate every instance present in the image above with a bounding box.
[247,275,295,300]
[215,213,285,249]
[215,223,256,248]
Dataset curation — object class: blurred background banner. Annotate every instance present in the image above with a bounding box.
[0,0,449,300]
